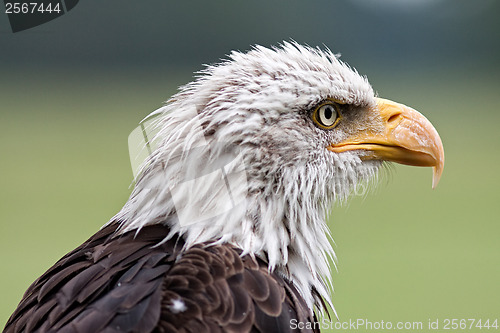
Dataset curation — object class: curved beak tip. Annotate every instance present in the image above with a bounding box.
[431,149,445,189]
[432,166,442,189]
[377,98,445,189]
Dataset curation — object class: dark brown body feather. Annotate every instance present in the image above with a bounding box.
[4,223,319,333]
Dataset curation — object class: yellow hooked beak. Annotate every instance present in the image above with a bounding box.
[328,98,444,188]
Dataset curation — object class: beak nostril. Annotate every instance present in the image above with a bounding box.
[387,113,402,124]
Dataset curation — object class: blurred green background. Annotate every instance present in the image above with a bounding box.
[1,1,499,331]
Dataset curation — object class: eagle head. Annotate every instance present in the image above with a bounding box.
[116,42,444,313]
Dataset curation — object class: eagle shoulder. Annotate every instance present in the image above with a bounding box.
[4,223,319,333]
[156,243,318,333]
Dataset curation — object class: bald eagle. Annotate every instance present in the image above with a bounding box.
[4,43,444,333]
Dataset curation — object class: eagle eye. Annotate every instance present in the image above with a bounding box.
[312,102,341,129]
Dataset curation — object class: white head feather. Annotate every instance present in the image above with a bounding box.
[113,42,380,315]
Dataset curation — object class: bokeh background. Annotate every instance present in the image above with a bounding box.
[1,0,499,331]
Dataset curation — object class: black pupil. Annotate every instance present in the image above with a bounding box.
[324,106,333,120]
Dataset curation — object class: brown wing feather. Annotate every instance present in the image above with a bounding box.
[4,223,182,333]
[155,243,319,333]
[4,223,320,333]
